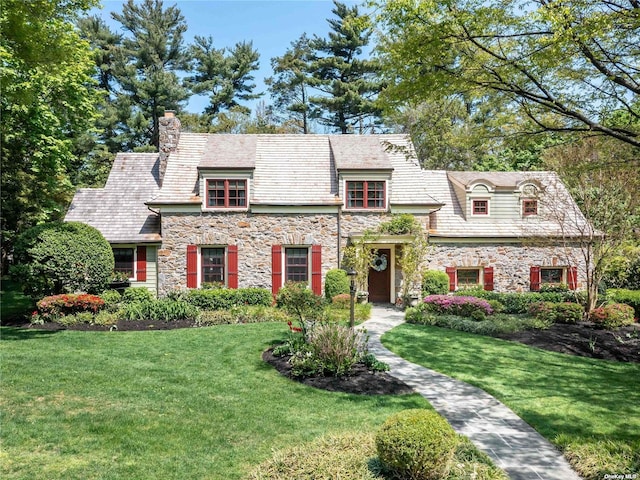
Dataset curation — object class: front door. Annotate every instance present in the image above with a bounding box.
[368,248,391,303]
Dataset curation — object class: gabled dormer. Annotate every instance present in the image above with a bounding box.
[197,135,256,212]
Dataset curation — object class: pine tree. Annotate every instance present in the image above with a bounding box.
[266,34,315,134]
[309,1,383,134]
[111,0,190,148]
[186,36,261,118]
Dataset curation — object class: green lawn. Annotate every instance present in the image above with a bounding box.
[0,323,429,480]
[382,324,640,478]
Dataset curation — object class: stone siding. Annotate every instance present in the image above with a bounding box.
[426,243,586,292]
[157,210,583,296]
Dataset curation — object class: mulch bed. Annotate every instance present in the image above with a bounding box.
[3,316,638,395]
[495,322,640,363]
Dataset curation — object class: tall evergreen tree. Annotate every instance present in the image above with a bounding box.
[111,0,190,148]
[309,1,383,133]
[186,36,260,118]
[266,34,315,134]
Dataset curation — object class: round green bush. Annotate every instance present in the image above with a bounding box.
[376,409,457,480]
[422,270,449,296]
[122,286,154,303]
[325,268,351,299]
[12,222,114,297]
[553,302,585,324]
[601,303,635,329]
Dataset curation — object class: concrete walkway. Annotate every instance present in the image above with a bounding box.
[361,306,582,480]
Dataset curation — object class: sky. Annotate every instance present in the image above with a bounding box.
[91,0,364,113]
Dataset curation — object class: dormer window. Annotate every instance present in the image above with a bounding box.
[206,179,247,208]
[346,181,386,209]
[523,199,538,216]
[472,199,489,215]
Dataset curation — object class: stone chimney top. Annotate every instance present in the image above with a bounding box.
[158,110,181,186]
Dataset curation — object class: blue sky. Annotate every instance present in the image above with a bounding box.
[92,0,363,113]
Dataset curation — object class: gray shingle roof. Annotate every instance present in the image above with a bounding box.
[65,153,161,243]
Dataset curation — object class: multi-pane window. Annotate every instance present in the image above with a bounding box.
[202,248,225,284]
[346,181,385,209]
[457,269,480,286]
[472,200,489,215]
[285,248,308,282]
[206,179,247,208]
[113,248,134,278]
[523,199,538,216]
[541,267,563,284]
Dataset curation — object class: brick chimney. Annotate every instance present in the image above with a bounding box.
[158,110,181,185]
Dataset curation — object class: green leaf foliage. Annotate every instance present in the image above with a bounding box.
[11,221,114,297]
[324,268,351,299]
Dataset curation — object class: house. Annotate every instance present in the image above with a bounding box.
[65,111,588,300]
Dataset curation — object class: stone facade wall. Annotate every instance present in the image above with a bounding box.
[425,243,586,292]
[157,209,584,296]
[159,211,344,295]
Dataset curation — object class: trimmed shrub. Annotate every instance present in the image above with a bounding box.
[376,409,457,480]
[331,293,351,308]
[324,269,350,299]
[591,303,636,329]
[454,289,585,314]
[423,295,493,317]
[122,287,154,303]
[606,289,640,319]
[528,301,557,323]
[11,221,114,297]
[36,293,105,321]
[422,270,450,296]
[553,302,585,324]
[186,287,272,310]
[100,289,122,310]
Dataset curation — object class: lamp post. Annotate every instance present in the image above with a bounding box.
[347,267,357,329]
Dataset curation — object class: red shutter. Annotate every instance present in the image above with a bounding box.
[311,244,322,296]
[568,266,578,290]
[271,245,282,296]
[187,245,198,288]
[530,266,541,291]
[136,246,147,282]
[227,245,238,289]
[483,267,494,291]
[445,267,456,292]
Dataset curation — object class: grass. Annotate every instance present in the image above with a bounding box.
[382,324,640,478]
[0,323,429,480]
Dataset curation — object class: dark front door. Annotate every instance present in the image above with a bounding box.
[368,248,391,303]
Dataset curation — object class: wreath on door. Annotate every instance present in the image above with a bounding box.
[372,254,388,272]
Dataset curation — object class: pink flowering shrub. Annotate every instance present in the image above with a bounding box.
[36,293,105,321]
[590,303,635,329]
[423,295,493,317]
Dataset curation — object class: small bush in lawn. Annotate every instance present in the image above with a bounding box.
[553,302,585,324]
[196,310,236,326]
[422,270,450,296]
[325,269,350,299]
[331,293,351,308]
[36,293,105,321]
[423,295,493,317]
[57,314,81,326]
[122,287,154,303]
[376,409,457,480]
[591,303,636,329]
